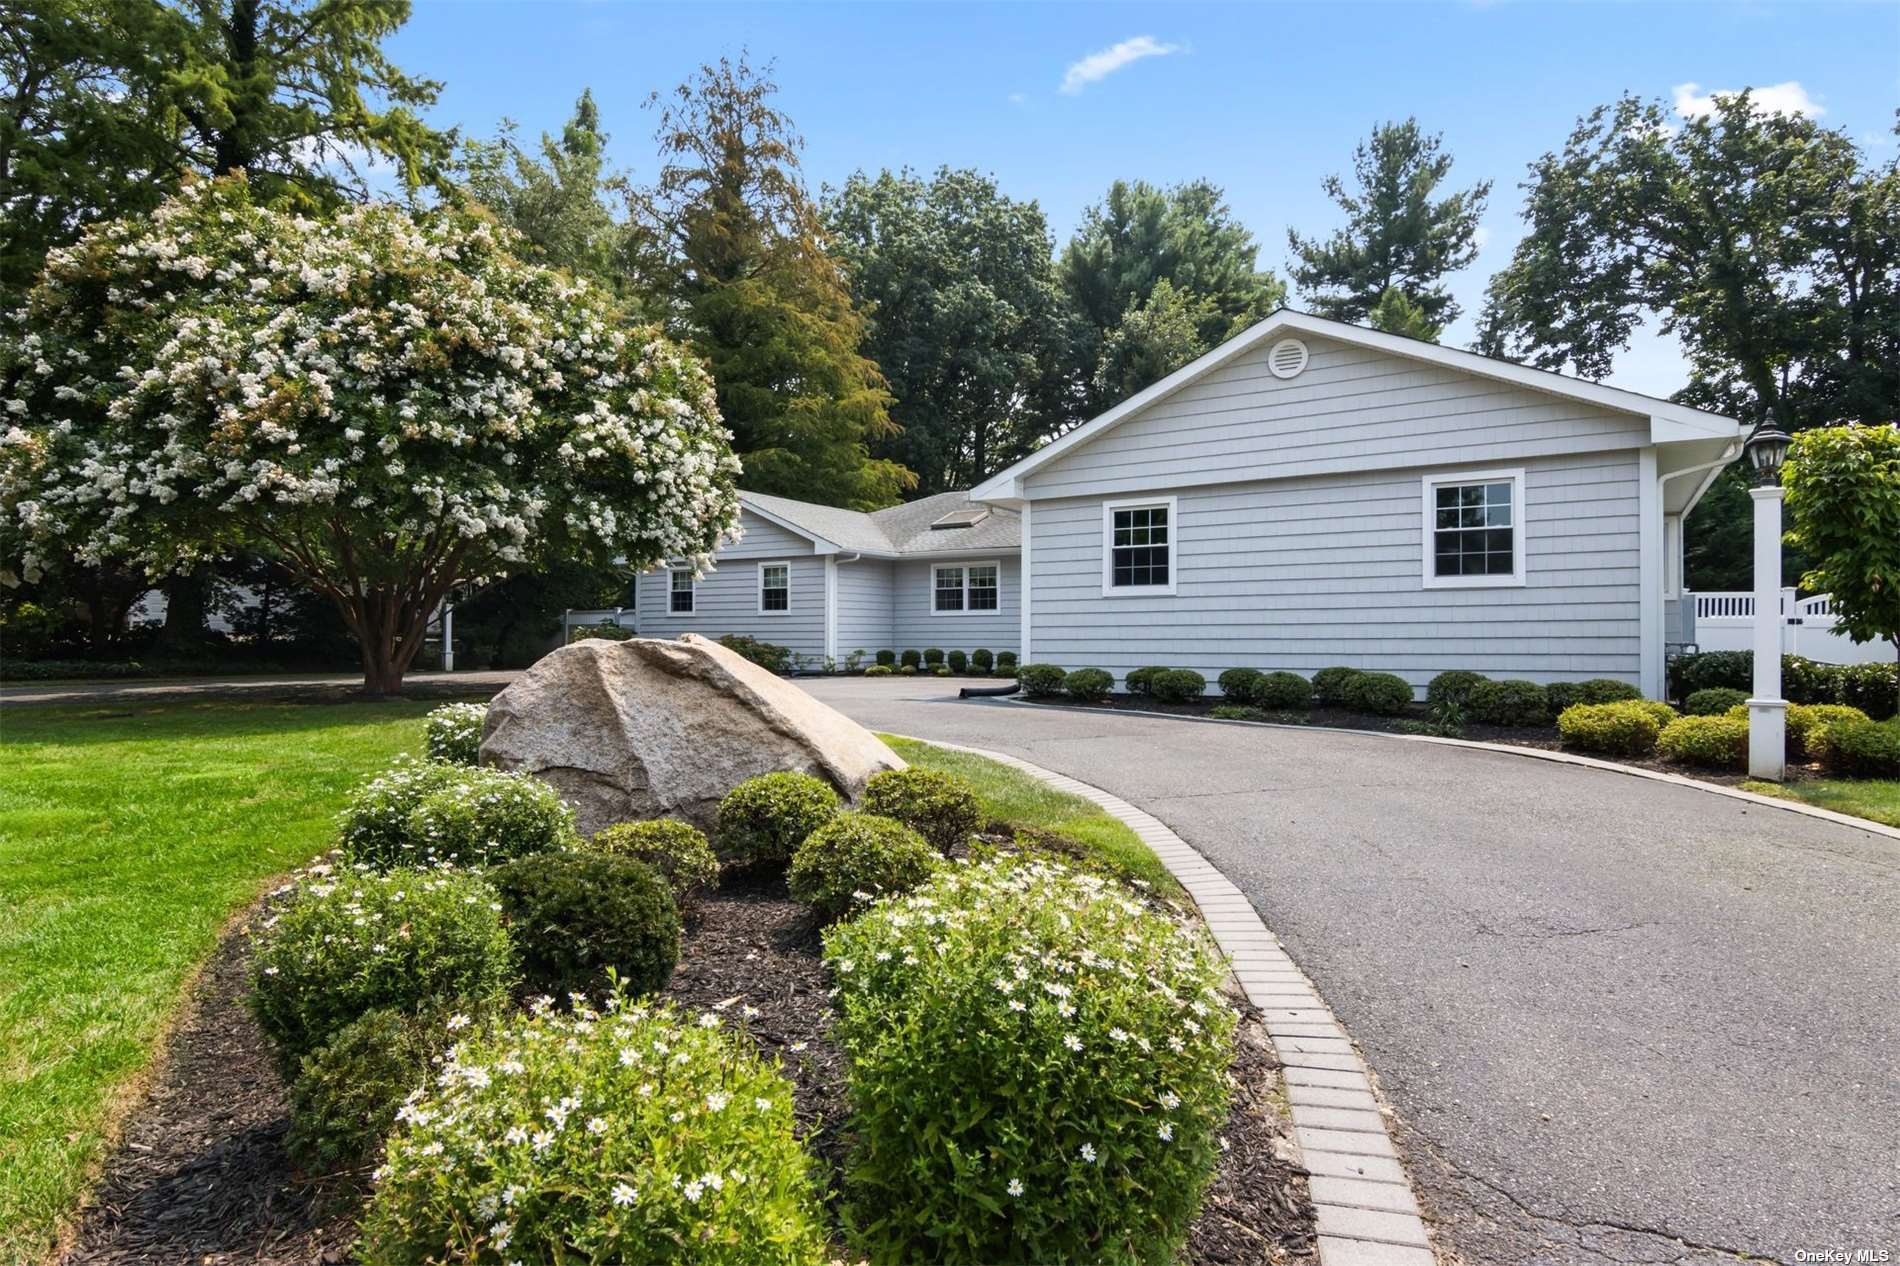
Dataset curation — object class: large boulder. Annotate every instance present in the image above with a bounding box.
[479,633,905,837]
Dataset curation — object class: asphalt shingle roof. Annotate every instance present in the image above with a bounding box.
[739,489,1019,556]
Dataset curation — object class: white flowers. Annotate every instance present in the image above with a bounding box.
[1007,1178,1024,1197]
[1062,1034,1084,1052]
[610,1182,636,1207]
[1156,1123,1174,1142]
[1079,1143,1098,1163]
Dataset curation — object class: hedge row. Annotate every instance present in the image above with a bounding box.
[1668,651,1897,720]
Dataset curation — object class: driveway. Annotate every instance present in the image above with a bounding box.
[799,676,1900,1266]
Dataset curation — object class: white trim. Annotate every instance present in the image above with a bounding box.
[1020,502,1033,662]
[1101,495,1179,597]
[1419,467,1526,590]
[667,567,698,617]
[755,560,792,617]
[1639,446,1664,699]
[1663,513,1682,601]
[929,559,1004,617]
[824,556,839,662]
[969,309,1745,504]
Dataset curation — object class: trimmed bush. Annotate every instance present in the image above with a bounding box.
[1557,702,1664,757]
[825,859,1235,1265]
[898,664,918,675]
[1063,667,1114,702]
[423,702,487,765]
[287,1007,450,1175]
[396,769,580,869]
[356,998,829,1266]
[1126,665,1168,696]
[1426,670,1487,709]
[716,771,841,866]
[875,648,897,667]
[1151,667,1207,704]
[1466,679,1547,727]
[1820,716,1900,776]
[865,664,895,677]
[1019,662,1066,698]
[932,665,953,677]
[1839,662,1899,720]
[1657,715,1749,770]
[1668,650,1753,699]
[946,649,968,674]
[1208,704,1266,721]
[900,648,922,668]
[788,813,941,921]
[923,647,945,666]
[862,768,982,855]
[1686,687,1749,716]
[1785,703,1871,761]
[971,648,994,673]
[996,650,1018,670]
[1341,671,1413,717]
[489,851,679,999]
[587,819,719,907]
[1216,667,1266,705]
[1312,666,1363,707]
[249,867,517,1073]
[1258,671,1313,710]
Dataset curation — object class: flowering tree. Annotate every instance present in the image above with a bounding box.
[0,177,740,694]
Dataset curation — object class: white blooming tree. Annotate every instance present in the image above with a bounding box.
[0,177,740,694]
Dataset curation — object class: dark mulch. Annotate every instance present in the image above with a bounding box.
[60,867,1316,1266]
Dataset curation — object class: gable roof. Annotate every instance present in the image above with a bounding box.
[737,489,1020,558]
[970,309,1746,503]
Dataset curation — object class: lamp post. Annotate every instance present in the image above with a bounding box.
[1745,421,1793,781]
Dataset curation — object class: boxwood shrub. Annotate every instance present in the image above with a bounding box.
[861,768,982,855]
[1215,667,1264,704]
[1311,666,1363,707]
[788,813,941,921]
[1547,678,1642,717]
[423,702,487,765]
[924,647,945,666]
[1151,668,1207,704]
[356,998,829,1266]
[715,772,841,866]
[1126,665,1168,696]
[1063,667,1114,703]
[996,651,1018,670]
[947,649,968,674]
[825,859,1235,1265]
[1258,671,1313,710]
[1426,670,1486,709]
[1657,715,1749,770]
[1018,663,1066,698]
[586,819,719,907]
[1466,679,1547,727]
[489,852,679,999]
[249,867,517,1073]
[1556,702,1665,756]
[1686,687,1749,716]
[875,649,897,667]
[1820,716,1900,777]
[971,648,994,673]
[900,648,922,668]
[287,1006,451,1175]
[1341,671,1413,717]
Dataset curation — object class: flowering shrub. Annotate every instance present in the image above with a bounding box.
[356,996,829,1266]
[1466,679,1546,726]
[338,758,469,865]
[860,768,982,855]
[1657,715,1749,769]
[587,819,719,907]
[288,1007,452,1175]
[1062,667,1114,703]
[825,858,1235,1264]
[249,866,517,1072]
[787,813,941,921]
[489,852,679,999]
[424,702,488,765]
[1686,687,1749,716]
[396,768,579,869]
[715,772,840,866]
[1556,702,1665,756]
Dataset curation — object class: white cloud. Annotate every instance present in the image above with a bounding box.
[1472,224,1493,252]
[1059,35,1183,96]
[1673,80,1825,120]
[1008,91,1028,105]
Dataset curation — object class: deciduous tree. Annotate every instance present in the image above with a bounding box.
[1785,425,1900,664]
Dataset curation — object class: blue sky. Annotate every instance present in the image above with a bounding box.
[387,1,1899,398]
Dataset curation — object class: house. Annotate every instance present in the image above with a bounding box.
[632,489,1022,667]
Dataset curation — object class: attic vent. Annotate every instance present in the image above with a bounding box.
[930,507,990,531]
[1267,338,1309,380]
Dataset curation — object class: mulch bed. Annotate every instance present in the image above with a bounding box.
[60,854,1316,1266]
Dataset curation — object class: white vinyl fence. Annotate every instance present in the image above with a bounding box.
[1686,591,1896,665]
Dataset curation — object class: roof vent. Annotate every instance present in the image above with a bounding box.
[930,507,990,531]
[1267,337,1309,380]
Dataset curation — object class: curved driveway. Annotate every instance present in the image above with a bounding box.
[800,677,1900,1266]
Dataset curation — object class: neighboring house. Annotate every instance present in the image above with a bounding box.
[634,490,1022,666]
[969,309,1746,700]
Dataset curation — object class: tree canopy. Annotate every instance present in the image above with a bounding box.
[1785,425,1900,662]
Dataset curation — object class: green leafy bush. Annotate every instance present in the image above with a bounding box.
[971,648,993,673]
[995,663,1019,678]
[1466,679,1547,726]
[1208,704,1266,721]
[1668,650,1753,699]
[395,769,580,869]
[287,1007,451,1175]
[1019,663,1066,698]
[933,664,953,677]
[787,813,941,921]
[1151,668,1206,704]
[1657,715,1749,770]
[900,649,922,669]
[336,758,469,868]
[1820,716,1900,776]
[875,649,896,666]
[865,664,894,677]
[587,819,719,907]
[1341,671,1413,716]
[1839,663,1899,720]
[825,859,1235,1265]
[717,633,792,674]
[423,702,488,765]
[947,649,968,674]
[1063,667,1114,702]
[898,664,917,676]
[356,997,829,1266]
[996,651,1018,670]
[715,771,841,866]
[1783,703,1871,761]
[1215,667,1265,704]
[490,851,679,999]
[1258,671,1312,710]
[1126,666,1168,696]
[1686,687,1749,716]
[1311,666,1363,707]
[923,647,945,666]
[249,867,517,1073]
[1556,702,1664,756]
[1426,670,1487,709]
[862,768,982,854]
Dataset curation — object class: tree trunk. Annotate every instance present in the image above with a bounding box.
[156,565,212,653]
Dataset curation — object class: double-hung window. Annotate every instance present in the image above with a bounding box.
[1102,497,1177,596]
[758,562,790,614]
[669,568,696,613]
[933,562,1001,614]
[1422,468,1526,587]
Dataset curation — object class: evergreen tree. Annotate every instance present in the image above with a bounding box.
[1366,285,1443,341]
[1288,118,1488,331]
[1090,280,1216,407]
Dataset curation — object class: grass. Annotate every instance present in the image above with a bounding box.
[1740,777,1900,828]
[882,734,1181,898]
[0,699,441,1264]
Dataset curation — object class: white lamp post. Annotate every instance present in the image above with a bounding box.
[1744,421,1793,781]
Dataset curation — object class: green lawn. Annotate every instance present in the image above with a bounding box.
[0,700,440,1264]
[1741,777,1900,829]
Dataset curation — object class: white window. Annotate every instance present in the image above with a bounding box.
[932,561,1001,615]
[1101,496,1177,596]
[669,568,696,614]
[1421,468,1526,588]
[758,561,790,614]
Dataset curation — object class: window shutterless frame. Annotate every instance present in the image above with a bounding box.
[931,560,1002,615]
[668,568,697,615]
[1100,496,1178,597]
[1420,467,1527,589]
[757,560,791,615]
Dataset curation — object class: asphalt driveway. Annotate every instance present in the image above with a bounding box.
[799,676,1900,1266]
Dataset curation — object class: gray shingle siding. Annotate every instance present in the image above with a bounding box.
[891,556,1021,659]
[834,560,895,661]
[635,512,826,663]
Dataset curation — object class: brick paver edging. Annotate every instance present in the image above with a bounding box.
[893,735,1438,1266]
